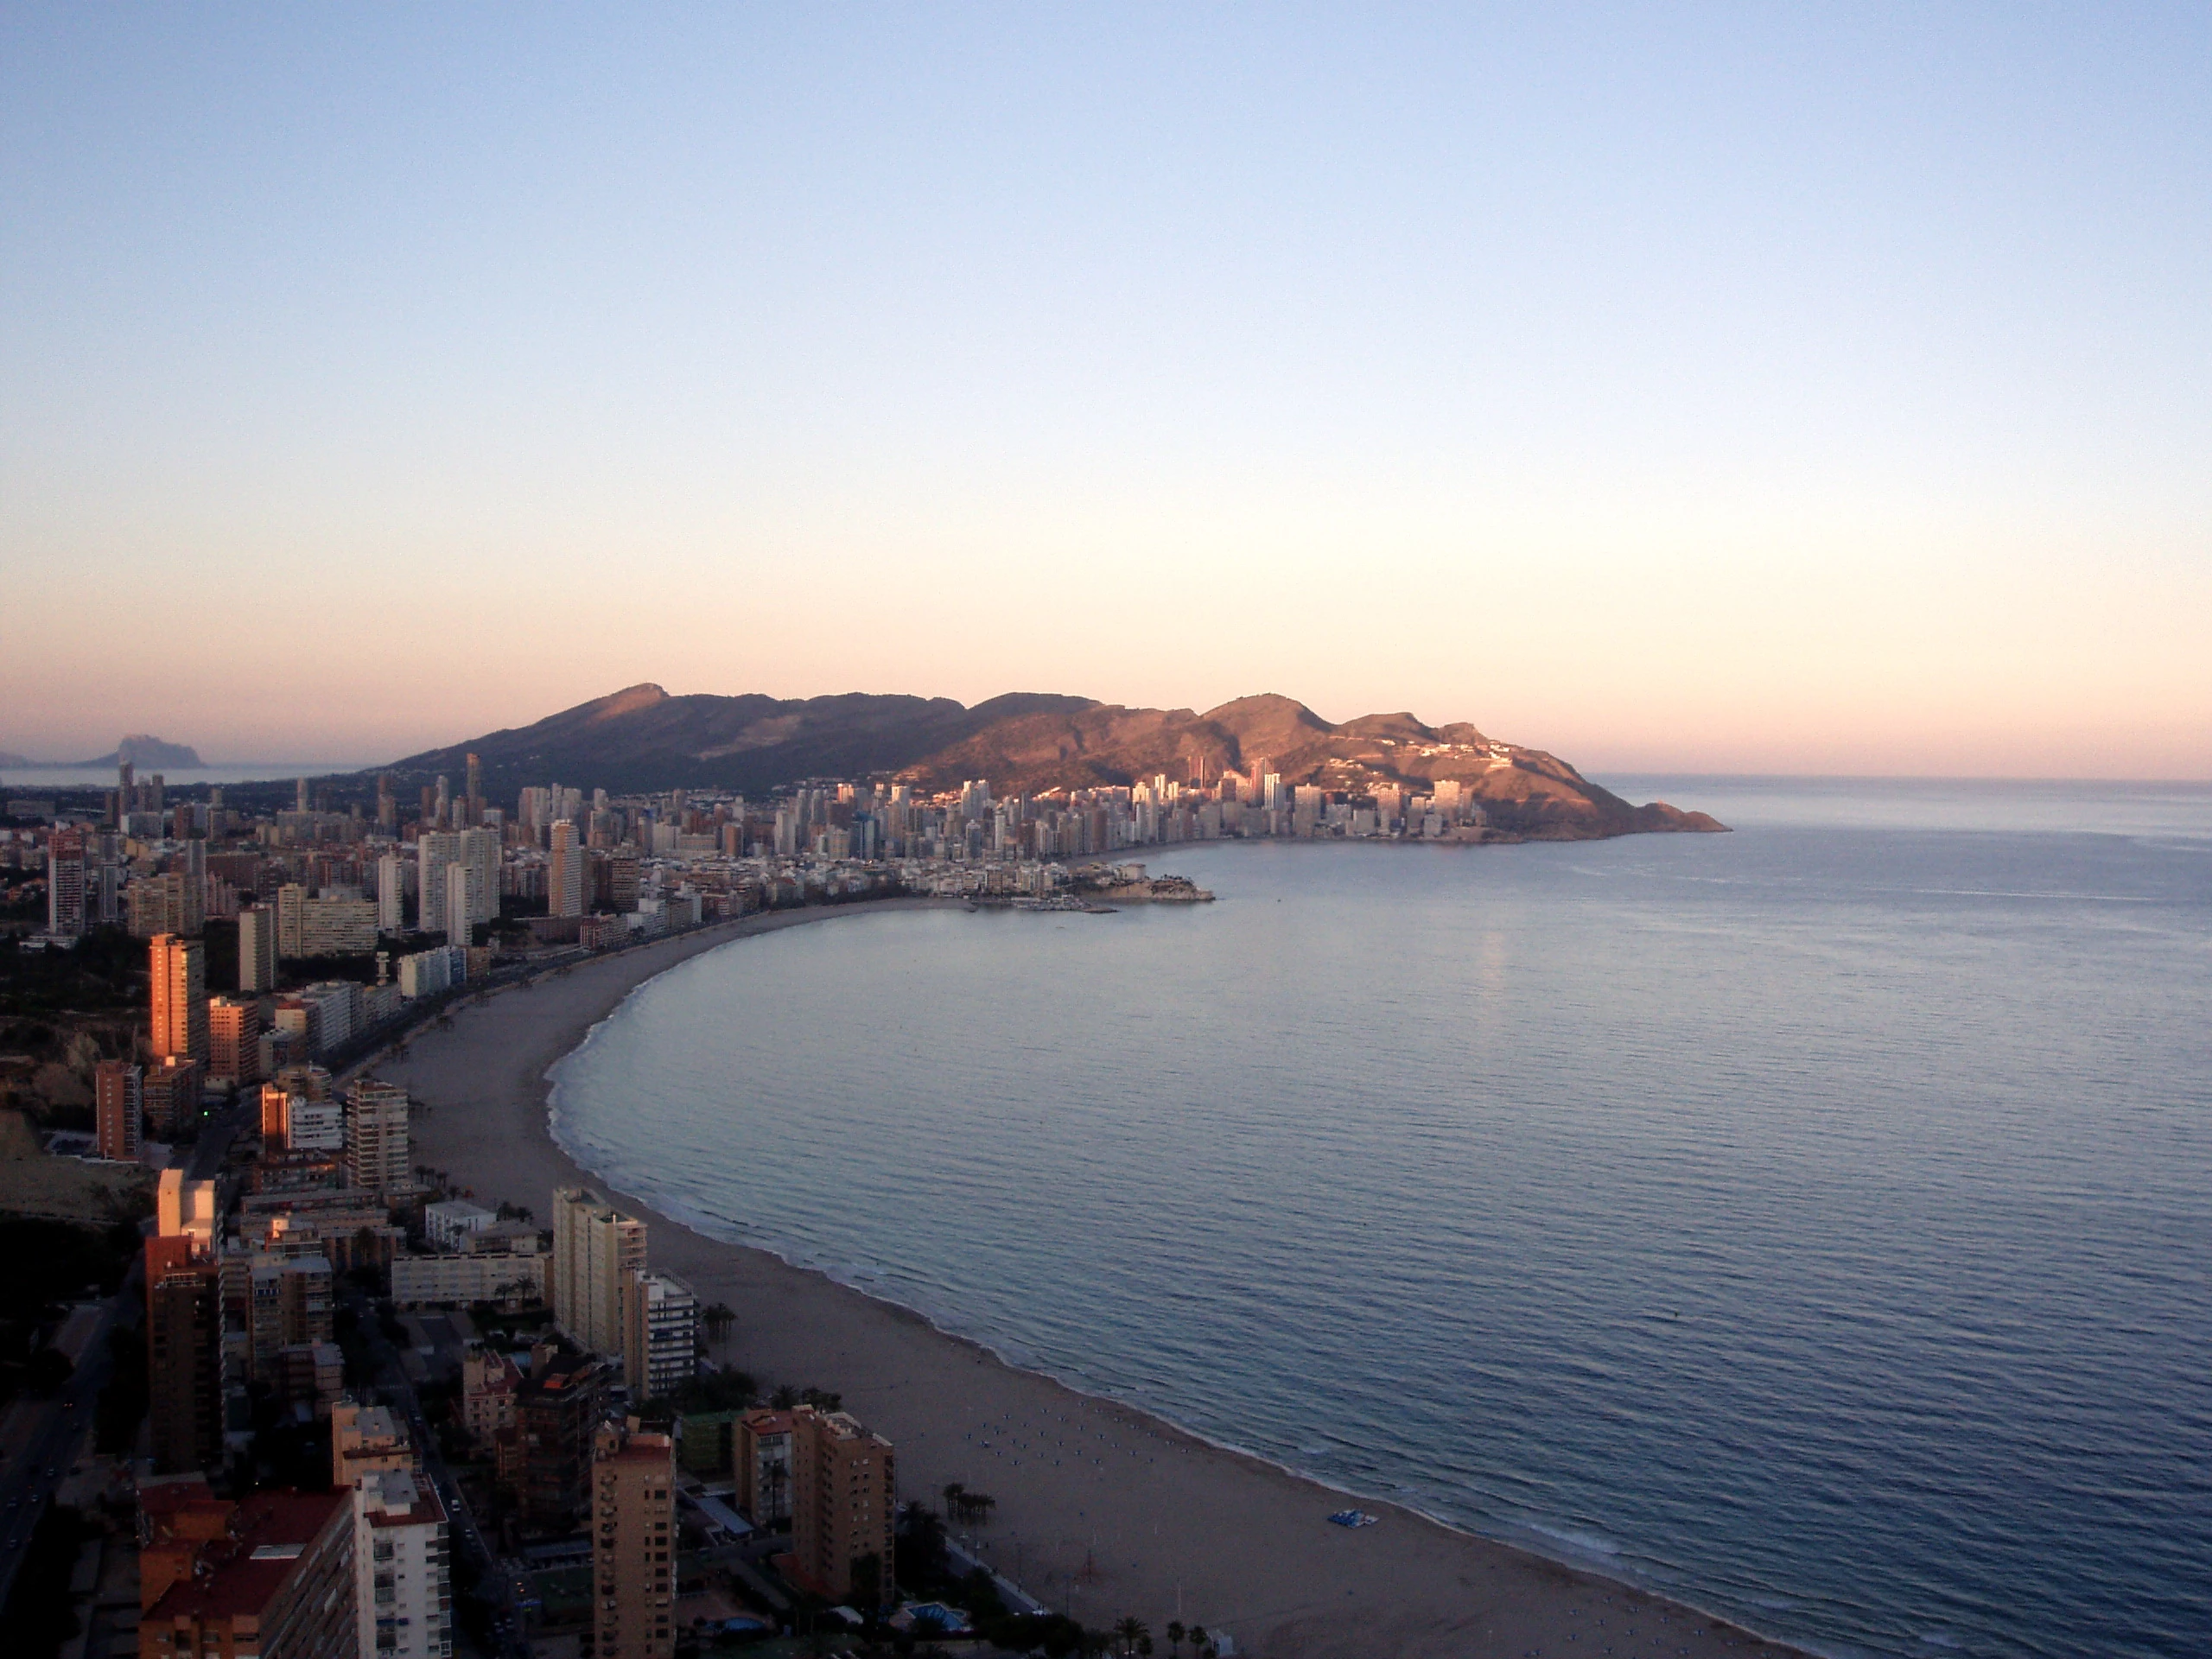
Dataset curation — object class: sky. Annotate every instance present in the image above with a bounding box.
[3,5,2209,777]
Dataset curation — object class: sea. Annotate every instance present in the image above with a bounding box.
[547,778,2212,1659]
[0,763,367,794]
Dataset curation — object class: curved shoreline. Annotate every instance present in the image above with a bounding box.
[377,897,1821,1659]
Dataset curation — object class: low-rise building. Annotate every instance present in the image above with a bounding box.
[333,1401,418,1489]
[423,1198,496,1250]
[390,1248,547,1310]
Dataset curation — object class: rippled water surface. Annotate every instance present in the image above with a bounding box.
[550,779,2212,1657]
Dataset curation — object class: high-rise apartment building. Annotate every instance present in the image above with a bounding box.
[259,1065,333,1152]
[150,933,208,1063]
[552,1187,646,1357]
[463,826,499,917]
[505,1342,613,1530]
[735,1408,796,1527]
[207,995,262,1088]
[378,852,407,931]
[238,902,277,992]
[417,832,460,937]
[143,1057,202,1141]
[462,1344,523,1444]
[592,1421,677,1659]
[622,1271,699,1402]
[550,820,585,918]
[139,1489,358,1659]
[354,1468,454,1659]
[443,863,478,944]
[276,881,308,958]
[94,1058,142,1161]
[346,1079,411,1191]
[147,1173,223,1473]
[247,1254,334,1382]
[46,826,87,938]
[791,1405,896,1606]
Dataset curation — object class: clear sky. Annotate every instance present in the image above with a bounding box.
[3,5,2208,775]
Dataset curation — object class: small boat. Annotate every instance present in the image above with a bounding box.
[1326,1509,1378,1529]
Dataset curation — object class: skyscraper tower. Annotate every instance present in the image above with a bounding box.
[46,827,87,938]
[95,1060,143,1161]
[465,752,483,827]
[592,1421,677,1659]
[550,821,585,918]
[238,903,276,992]
[150,933,208,1063]
[552,1187,646,1356]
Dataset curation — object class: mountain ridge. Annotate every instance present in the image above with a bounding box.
[388,686,1724,838]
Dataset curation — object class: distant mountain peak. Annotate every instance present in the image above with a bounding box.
[591,683,670,720]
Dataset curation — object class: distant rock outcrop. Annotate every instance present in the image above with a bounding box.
[391,685,1724,839]
[83,734,205,769]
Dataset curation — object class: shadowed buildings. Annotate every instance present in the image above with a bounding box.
[593,1421,678,1659]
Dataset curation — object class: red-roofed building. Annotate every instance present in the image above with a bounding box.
[138,1487,355,1659]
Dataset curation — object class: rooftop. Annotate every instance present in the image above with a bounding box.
[142,1490,346,1624]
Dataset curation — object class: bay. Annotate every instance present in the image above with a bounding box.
[550,779,2212,1658]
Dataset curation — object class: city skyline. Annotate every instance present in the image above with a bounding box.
[4,7,2208,779]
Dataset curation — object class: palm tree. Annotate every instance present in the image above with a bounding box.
[1166,1621,1185,1656]
[1113,1616,1149,1656]
[702,1302,735,1344]
[942,1481,967,1525]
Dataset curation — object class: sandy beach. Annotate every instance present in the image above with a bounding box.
[377,899,1813,1659]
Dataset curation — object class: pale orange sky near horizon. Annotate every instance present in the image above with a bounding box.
[4,10,2209,779]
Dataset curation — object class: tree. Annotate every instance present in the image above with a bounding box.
[849,1550,883,1611]
[702,1301,735,1344]
[1166,1622,1185,1656]
[896,1500,947,1586]
[1113,1616,1150,1656]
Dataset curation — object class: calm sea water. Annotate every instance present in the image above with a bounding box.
[550,779,2212,1659]
[0,762,367,791]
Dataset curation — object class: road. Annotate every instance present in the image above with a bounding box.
[351,1286,531,1659]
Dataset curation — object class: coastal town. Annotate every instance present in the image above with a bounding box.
[0,754,1773,1659]
[0,757,1281,1657]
